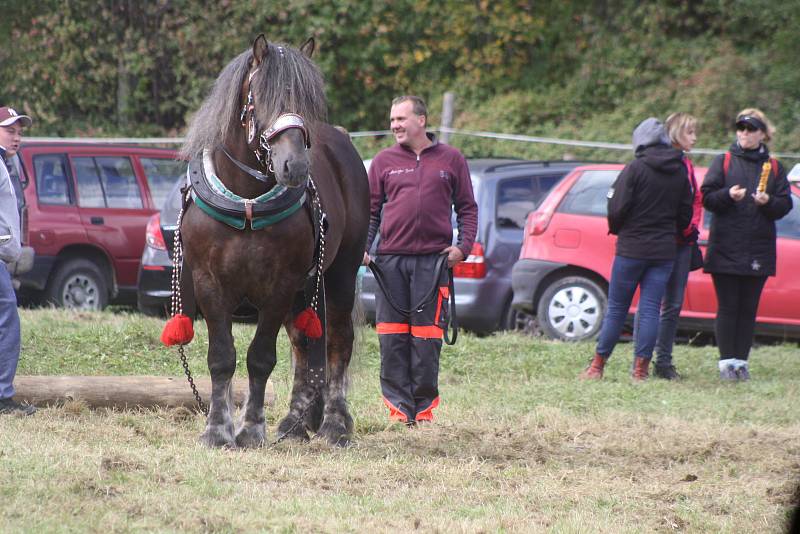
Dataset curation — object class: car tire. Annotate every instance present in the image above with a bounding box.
[537,275,606,342]
[137,299,167,317]
[502,304,539,335]
[44,259,109,311]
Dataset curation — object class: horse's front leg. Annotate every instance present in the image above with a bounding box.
[235,312,280,448]
[198,311,237,448]
[316,301,355,447]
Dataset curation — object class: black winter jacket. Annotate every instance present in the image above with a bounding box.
[701,143,792,277]
[607,144,693,260]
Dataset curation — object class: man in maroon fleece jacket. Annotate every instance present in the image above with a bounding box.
[363,95,477,424]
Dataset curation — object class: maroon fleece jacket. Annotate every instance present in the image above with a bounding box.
[366,136,478,257]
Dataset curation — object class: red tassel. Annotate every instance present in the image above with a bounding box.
[294,307,323,338]
[161,314,194,346]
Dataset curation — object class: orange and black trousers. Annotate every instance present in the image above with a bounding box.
[375,253,450,423]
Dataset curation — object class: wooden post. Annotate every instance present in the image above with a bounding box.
[13,376,275,410]
[440,92,455,144]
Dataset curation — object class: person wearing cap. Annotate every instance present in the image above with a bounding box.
[0,105,35,415]
[701,108,792,381]
[580,117,693,381]
[0,107,31,215]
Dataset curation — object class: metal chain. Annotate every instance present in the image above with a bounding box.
[170,190,208,416]
[309,176,326,314]
[268,385,320,447]
[179,345,207,415]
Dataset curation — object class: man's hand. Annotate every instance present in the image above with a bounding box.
[752,191,770,206]
[362,251,371,266]
[729,185,746,202]
[442,246,465,268]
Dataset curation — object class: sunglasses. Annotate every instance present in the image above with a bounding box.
[736,123,759,133]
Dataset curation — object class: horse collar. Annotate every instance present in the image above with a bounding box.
[186,149,306,230]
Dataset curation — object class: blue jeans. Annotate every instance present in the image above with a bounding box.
[596,255,674,360]
[0,264,21,400]
[633,244,692,367]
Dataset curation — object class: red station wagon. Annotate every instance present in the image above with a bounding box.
[511,164,800,341]
[15,143,185,310]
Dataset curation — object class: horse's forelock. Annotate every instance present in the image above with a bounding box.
[181,50,253,159]
[250,42,327,140]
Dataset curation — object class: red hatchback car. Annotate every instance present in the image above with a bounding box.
[511,164,800,341]
[15,142,185,310]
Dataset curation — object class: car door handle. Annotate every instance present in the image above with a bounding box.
[90,216,104,225]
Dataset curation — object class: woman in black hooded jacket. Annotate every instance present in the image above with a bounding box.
[701,108,792,381]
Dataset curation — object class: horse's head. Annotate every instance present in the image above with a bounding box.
[239,35,324,188]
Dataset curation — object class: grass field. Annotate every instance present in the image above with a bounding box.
[1,308,799,533]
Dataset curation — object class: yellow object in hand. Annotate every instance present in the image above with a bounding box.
[757,161,771,193]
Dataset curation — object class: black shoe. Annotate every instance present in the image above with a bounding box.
[0,397,36,416]
[653,364,681,380]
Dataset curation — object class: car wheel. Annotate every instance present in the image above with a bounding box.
[45,259,109,311]
[137,299,167,317]
[537,276,606,341]
[502,305,540,335]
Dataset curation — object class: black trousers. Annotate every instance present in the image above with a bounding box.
[711,273,767,360]
[375,253,449,422]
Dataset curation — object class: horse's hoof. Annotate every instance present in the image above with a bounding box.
[277,416,310,442]
[317,419,351,447]
[235,424,265,449]
[199,425,235,448]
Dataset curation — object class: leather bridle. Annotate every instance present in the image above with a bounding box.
[238,55,311,176]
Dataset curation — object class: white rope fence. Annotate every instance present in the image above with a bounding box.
[26,128,800,160]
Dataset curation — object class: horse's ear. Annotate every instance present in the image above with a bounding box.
[252,34,269,66]
[299,37,315,58]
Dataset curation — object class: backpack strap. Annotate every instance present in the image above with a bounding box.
[723,152,779,179]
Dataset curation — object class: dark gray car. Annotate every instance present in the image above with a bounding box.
[360,158,587,334]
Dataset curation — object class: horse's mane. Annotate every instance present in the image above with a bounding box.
[182,42,327,159]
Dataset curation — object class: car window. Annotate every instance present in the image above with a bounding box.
[557,170,620,216]
[73,156,143,209]
[96,157,142,209]
[496,175,562,229]
[73,157,106,208]
[33,154,72,205]
[141,157,186,209]
[776,193,800,239]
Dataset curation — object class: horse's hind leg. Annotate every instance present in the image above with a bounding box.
[199,312,237,448]
[235,312,280,448]
[316,270,357,446]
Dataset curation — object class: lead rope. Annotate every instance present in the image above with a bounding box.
[171,191,208,416]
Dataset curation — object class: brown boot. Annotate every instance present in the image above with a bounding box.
[579,354,606,380]
[632,356,650,381]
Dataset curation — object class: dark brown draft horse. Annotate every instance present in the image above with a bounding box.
[179,35,369,448]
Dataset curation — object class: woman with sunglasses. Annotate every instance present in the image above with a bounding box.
[701,108,792,381]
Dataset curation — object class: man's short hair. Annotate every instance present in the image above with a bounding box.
[392,95,427,118]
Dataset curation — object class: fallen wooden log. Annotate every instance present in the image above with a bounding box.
[14,376,275,410]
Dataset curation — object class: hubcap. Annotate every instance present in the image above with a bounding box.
[62,274,100,311]
[547,286,600,339]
